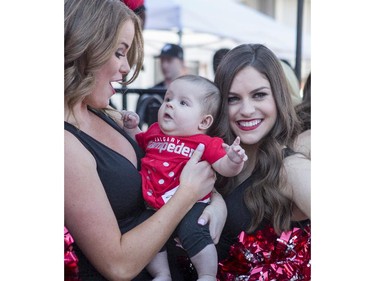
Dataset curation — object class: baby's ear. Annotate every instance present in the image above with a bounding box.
[199,114,214,130]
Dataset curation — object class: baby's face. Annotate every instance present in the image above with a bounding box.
[158,80,206,136]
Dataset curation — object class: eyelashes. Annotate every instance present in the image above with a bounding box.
[115,52,125,59]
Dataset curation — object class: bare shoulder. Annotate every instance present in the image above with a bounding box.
[283,152,310,169]
[294,129,311,158]
[283,153,310,188]
[64,130,97,184]
[65,130,94,163]
[296,129,310,144]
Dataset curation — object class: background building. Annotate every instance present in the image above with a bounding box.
[112,0,311,111]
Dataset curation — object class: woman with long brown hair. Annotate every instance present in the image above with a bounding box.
[212,43,311,280]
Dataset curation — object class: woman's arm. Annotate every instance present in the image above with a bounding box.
[283,154,311,219]
[65,134,215,280]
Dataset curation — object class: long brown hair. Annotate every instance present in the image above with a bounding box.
[212,44,302,234]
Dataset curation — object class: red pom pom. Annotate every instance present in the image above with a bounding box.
[64,226,80,281]
[218,224,311,281]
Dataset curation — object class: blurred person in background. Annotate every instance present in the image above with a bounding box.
[280,59,302,107]
[133,43,187,128]
[294,72,311,158]
[213,48,230,75]
[153,43,187,91]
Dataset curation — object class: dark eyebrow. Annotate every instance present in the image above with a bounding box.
[229,86,270,96]
[251,86,270,93]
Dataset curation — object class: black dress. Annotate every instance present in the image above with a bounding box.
[216,148,311,280]
[64,109,153,280]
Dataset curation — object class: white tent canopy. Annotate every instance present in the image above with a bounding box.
[144,0,310,61]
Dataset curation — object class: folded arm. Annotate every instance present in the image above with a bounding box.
[65,134,215,280]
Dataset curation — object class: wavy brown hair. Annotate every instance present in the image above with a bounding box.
[210,44,302,234]
[64,0,144,117]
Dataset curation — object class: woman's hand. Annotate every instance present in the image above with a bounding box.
[197,189,227,244]
[179,144,216,201]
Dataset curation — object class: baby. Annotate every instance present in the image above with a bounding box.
[122,75,247,281]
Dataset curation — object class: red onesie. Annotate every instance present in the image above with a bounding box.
[136,122,227,209]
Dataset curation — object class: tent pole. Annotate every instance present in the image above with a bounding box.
[177,29,182,46]
[295,0,304,83]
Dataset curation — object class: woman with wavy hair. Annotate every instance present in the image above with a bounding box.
[64,0,226,280]
[210,43,311,280]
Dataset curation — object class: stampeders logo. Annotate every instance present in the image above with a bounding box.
[146,139,195,157]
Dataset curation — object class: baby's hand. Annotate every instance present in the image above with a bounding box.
[222,136,248,164]
[121,110,140,129]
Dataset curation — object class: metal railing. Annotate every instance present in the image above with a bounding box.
[112,87,167,128]
[113,87,166,110]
